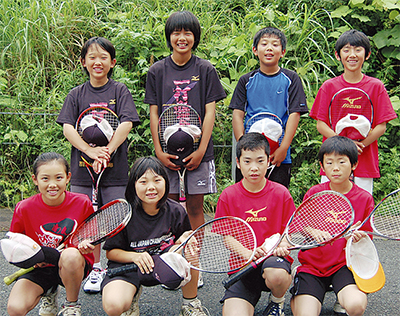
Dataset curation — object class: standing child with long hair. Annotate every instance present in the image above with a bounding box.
[101,156,209,316]
[7,152,95,316]
[57,37,140,294]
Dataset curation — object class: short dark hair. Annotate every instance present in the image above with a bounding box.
[80,37,116,78]
[236,132,270,160]
[335,29,371,58]
[165,11,201,51]
[318,136,358,166]
[125,156,170,211]
[253,27,287,51]
[33,152,69,177]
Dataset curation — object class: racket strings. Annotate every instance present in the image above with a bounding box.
[159,106,201,152]
[288,193,353,247]
[183,218,256,273]
[371,192,400,239]
[70,201,131,246]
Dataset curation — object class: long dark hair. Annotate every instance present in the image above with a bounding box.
[125,157,170,211]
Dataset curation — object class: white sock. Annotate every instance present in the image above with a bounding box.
[93,262,102,270]
[271,294,285,304]
[182,297,197,305]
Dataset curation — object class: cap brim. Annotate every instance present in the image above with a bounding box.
[350,262,385,293]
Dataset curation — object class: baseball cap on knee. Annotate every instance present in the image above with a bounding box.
[138,252,191,289]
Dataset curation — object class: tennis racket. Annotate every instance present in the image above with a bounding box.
[223,190,354,289]
[328,87,374,140]
[159,104,202,205]
[106,216,257,277]
[4,199,131,285]
[346,188,400,240]
[76,106,120,211]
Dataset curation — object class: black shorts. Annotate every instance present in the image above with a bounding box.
[235,164,291,188]
[290,266,356,304]
[221,256,291,307]
[19,261,91,294]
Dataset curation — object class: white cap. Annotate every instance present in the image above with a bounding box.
[164,124,202,143]
[248,118,282,142]
[81,115,114,143]
[346,235,385,293]
[335,114,371,139]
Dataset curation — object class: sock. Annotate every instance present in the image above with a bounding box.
[93,262,102,270]
[182,297,197,305]
[270,294,285,304]
[64,300,78,307]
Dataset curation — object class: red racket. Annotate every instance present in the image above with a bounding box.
[223,190,354,289]
[328,87,373,140]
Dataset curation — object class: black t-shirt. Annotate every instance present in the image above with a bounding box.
[57,79,140,186]
[103,199,191,270]
[144,55,226,162]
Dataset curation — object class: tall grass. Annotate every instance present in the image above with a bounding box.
[0,0,399,208]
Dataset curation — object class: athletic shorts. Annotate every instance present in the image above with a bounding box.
[19,261,91,294]
[221,256,291,307]
[71,185,126,208]
[167,160,217,195]
[290,266,356,303]
[235,163,291,188]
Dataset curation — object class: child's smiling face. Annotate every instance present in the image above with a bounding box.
[170,29,195,56]
[81,43,116,87]
[135,169,166,213]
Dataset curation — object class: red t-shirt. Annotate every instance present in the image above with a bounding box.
[297,182,374,277]
[310,74,397,178]
[215,180,296,263]
[10,191,95,266]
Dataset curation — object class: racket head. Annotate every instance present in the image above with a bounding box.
[158,105,202,153]
[328,87,373,139]
[369,188,400,240]
[287,190,354,249]
[245,112,283,154]
[76,106,120,137]
[179,216,257,273]
[69,199,132,247]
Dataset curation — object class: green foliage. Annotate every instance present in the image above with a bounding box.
[0,0,399,208]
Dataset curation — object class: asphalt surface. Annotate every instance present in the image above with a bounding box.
[0,208,399,315]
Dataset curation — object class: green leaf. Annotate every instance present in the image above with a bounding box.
[351,13,371,22]
[331,6,352,18]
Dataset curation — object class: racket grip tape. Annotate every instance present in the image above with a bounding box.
[106,263,138,277]
[223,261,259,289]
[4,266,35,285]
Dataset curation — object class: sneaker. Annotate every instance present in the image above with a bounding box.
[179,298,210,316]
[57,303,81,316]
[263,300,285,316]
[39,288,59,316]
[83,268,105,293]
[333,299,348,315]
[120,286,142,316]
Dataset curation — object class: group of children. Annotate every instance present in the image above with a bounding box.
[5,8,396,316]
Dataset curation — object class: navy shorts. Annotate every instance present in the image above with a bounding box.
[71,185,126,208]
[19,261,91,294]
[221,256,291,307]
[290,266,356,304]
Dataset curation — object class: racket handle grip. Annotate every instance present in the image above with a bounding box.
[223,261,259,289]
[4,266,35,285]
[106,263,138,277]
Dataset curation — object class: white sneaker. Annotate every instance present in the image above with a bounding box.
[120,286,142,316]
[333,299,348,315]
[39,288,59,316]
[83,268,105,293]
[179,298,210,316]
[57,302,81,316]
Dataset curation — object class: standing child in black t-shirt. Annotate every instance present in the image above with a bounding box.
[145,11,226,233]
[57,37,140,294]
[101,156,209,316]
